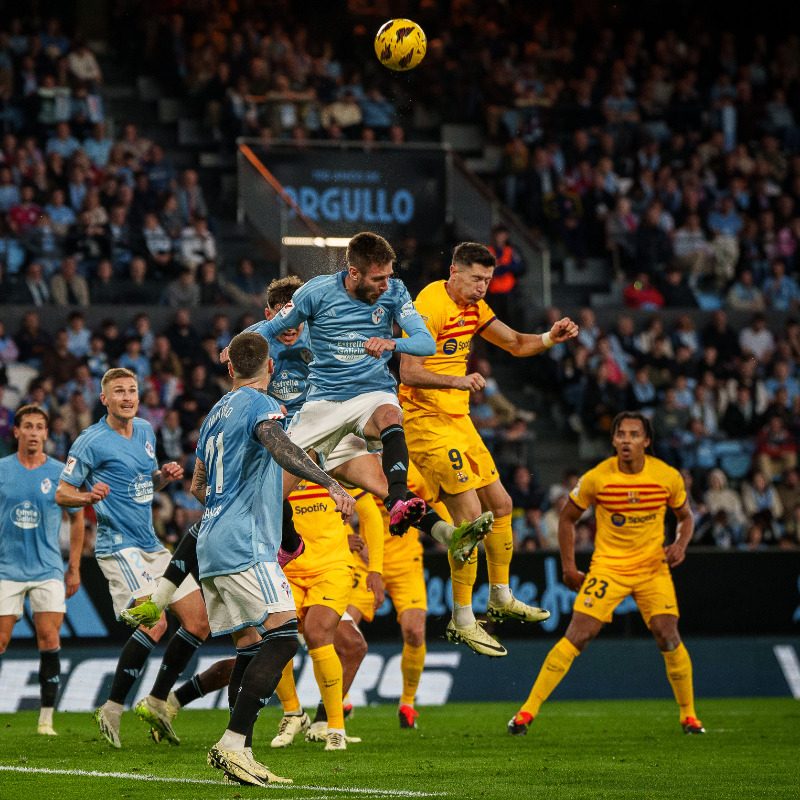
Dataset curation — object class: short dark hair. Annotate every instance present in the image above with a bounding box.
[228,331,270,379]
[267,275,304,309]
[347,232,396,274]
[452,242,496,270]
[611,411,655,455]
[14,404,49,427]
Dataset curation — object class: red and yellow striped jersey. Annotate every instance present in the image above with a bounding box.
[399,280,496,418]
[569,455,687,573]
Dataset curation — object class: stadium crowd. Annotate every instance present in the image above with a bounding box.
[1,2,799,557]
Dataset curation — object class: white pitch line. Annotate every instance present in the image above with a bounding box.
[0,766,444,797]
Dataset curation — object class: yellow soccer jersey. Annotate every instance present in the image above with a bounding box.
[569,455,687,574]
[284,481,355,578]
[399,280,496,418]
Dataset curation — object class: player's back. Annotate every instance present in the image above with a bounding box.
[399,280,496,417]
[196,387,285,579]
[572,455,686,573]
[284,481,354,577]
[286,272,415,400]
[0,454,66,582]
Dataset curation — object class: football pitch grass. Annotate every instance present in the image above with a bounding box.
[1,698,798,800]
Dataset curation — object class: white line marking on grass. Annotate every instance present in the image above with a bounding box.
[0,766,444,797]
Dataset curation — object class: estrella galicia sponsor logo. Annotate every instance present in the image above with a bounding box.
[611,513,626,526]
[443,338,458,355]
[271,370,304,401]
[40,478,52,494]
[128,473,154,504]
[145,441,155,459]
[331,332,368,363]
[11,501,40,529]
[372,306,386,325]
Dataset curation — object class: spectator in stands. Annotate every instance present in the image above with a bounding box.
[140,211,176,275]
[755,414,798,480]
[164,307,198,367]
[60,390,92,441]
[144,143,177,194]
[62,361,100,407]
[0,321,19,365]
[40,329,80,391]
[117,335,150,383]
[106,204,135,273]
[83,121,112,168]
[164,265,200,308]
[672,213,713,286]
[762,259,800,312]
[721,384,760,439]
[8,183,41,236]
[178,214,216,272]
[89,257,121,303]
[627,364,658,414]
[320,89,362,138]
[119,256,161,305]
[727,267,766,311]
[742,470,784,545]
[652,387,689,464]
[605,196,638,274]
[118,122,151,164]
[0,165,20,212]
[175,168,208,226]
[24,211,64,276]
[64,310,90,358]
[659,263,698,307]
[45,121,81,160]
[68,208,110,274]
[138,387,165,433]
[50,255,89,307]
[196,260,228,305]
[44,187,76,235]
[766,361,800,409]
[739,313,775,365]
[12,261,51,306]
[223,257,266,305]
[623,270,665,309]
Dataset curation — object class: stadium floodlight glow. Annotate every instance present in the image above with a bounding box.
[281,236,352,248]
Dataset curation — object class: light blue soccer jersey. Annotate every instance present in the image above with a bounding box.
[246,321,313,421]
[195,387,285,579]
[261,272,435,401]
[0,454,79,582]
[60,417,161,556]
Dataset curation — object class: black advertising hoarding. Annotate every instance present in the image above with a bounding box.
[253,144,447,243]
[12,551,798,644]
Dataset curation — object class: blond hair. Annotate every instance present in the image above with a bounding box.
[101,367,138,393]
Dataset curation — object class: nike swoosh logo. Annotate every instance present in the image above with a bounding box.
[410,599,422,603]
[665,604,675,609]
[323,596,335,601]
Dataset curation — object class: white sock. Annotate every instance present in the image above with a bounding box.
[489,583,512,605]
[218,729,247,750]
[39,707,54,725]
[327,727,345,736]
[150,578,178,610]
[147,695,167,711]
[430,521,453,546]
[103,700,124,722]
[284,708,304,716]
[452,601,476,627]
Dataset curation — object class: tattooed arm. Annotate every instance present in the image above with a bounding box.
[256,419,356,522]
[191,457,208,506]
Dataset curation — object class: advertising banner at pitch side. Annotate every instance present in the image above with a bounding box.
[254,145,447,242]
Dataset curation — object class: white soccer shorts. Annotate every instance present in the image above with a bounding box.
[0,578,65,619]
[287,390,400,469]
[97,546,200,618]
[201,561,296,636]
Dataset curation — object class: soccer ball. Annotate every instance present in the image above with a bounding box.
[374,19,427,71]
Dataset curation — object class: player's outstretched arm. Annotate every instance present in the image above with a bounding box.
[392,311,436,356]
[152,461,184,491]
[255,419,356,522]
[64,507,85,598]
[481,316,579,358]
[558,499,586,592]
[663,500,694,568]
[399,353,486,391]
[55,479,110,508]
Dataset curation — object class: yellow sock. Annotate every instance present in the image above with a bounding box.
[309,644,344,729]
[485,514,513,586]
[275,660,301,714]
[520,638,580,718]
[662,643,697,720]
[400,643,426,706]
[449,547,478,608]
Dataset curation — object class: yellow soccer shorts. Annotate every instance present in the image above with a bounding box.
[351,553,427,623]
[287,566,354,620]
[572,560,679,626]
[404,413,498,498]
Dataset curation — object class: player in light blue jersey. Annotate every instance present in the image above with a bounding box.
[56,367,210,749]
[191,331,353,785]
[0,405,84,736]
[231,234,493,562]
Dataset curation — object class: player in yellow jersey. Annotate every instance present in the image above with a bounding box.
[348,461,444,729]
[508,412,705,735]
[399,242,578,656]
[270,482,384,751]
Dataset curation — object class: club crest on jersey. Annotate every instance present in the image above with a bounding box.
[372,306,386,325]
[300,348,313,363]
[145,441,155,459]
[40,478,52,494]
[584,597,594,608]
[627,491,639,503]
[456,471,469,483]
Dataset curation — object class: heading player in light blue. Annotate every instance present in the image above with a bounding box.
[192,331,353,785]
[56,367,210,750]
[0,405,84,737]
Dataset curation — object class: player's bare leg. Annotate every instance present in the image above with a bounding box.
[331,454,491,548]
[476,480,550,625]
[398,608,426,728]
[650,614,704,733]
